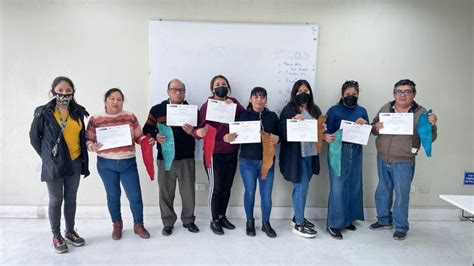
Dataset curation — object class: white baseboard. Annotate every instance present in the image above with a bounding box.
[0,205,466,221]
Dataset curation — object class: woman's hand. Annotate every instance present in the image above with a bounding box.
[90,143,103,152]
[147,137,156,146]
[225,99,234,104]
[292,114,304,120]
[196,126,209,138]
[223,133,237,143]
[182,124,193,135]
[324,133,336,143]
[355,118,368,125]
[155,133,167,144]
[428,113,438,126]
[269,133,279,144]
[374,122,384,131]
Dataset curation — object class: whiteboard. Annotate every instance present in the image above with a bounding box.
[149,21,319,115]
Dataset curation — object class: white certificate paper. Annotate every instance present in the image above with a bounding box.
[379,113,413,135]
[96,124,132,151]
[287,119,318,142]
[229,121,261,144]
[166,104,198,127]
[340,120,372,145]
[205,99,237,124]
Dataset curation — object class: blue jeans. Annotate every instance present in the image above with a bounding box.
[375,155,415,233]
[97,157,144,224]
[239,158,275,222]
[292,156,313,225]
[327,143,364,228]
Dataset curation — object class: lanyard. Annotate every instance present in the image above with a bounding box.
[52,107,70,157]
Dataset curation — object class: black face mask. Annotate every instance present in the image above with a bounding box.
[214,86,228,97]
[295,92,311,104]
[343,95,358,107]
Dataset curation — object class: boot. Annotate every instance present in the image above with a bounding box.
[112,221,123,240]
[133,224,150,239]
[246,218,256,237]
[262,221,277,238]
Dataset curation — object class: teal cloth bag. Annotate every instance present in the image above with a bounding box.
[417,109,433,157]
[157,123,175,171]
[328,129,343,176]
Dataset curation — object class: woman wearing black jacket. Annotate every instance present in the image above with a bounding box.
[29,76,90,254]
[279,80,322,238]
[225,87,279,238]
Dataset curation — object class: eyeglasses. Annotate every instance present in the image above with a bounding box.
[168,88,186,94]
[394,90,414,97]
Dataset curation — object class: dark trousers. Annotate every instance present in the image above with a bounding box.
[157,158,196,226]
[205,152,238,221]
[46,158,82,236]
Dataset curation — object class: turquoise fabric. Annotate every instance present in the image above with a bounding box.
[157,123,175,171]
[329,129,342,176]
[417,109,433,157]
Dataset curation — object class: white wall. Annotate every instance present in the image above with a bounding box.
[1,0,473,209]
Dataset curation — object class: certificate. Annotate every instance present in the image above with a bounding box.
[379,113,413,135]
[340,120,372,145]
[229,121,261,144]
[205,99,237,124]
[287,119,318,142]
[96,124,132,151]
[166,104,198,127]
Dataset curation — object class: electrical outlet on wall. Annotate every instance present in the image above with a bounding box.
[195,183,207,191]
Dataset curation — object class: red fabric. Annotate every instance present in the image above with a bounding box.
[203,125,217,169]
[140,134,155,181]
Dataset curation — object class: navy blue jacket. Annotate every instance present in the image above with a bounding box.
[238,107,279,160]
[278,103,321,183]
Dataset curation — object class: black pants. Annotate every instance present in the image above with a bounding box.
[46,158,82,236]
[205,152,238,221]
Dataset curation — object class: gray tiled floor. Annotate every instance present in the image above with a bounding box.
[0,218,472,265]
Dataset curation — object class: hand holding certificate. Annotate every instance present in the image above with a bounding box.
[96,124,132,151]
[379,113,413,135]
[287,119,318,142]
[205,99,237,124]
[340,120,372,145]
[166,104,198,127]
[229,121,261,144]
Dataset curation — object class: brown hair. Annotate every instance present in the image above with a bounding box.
[209,75,231,96]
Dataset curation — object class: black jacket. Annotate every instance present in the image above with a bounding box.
[143,99,196,160]
[278,103,321,183]
[29,99,90,182]
[238,107,279,160]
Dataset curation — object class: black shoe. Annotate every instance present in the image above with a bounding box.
[210,220,224,235]
[292,224,317,238]
[262,221,277,238]
[326,227,343,240]
[393,231,407,241]
[291,216,315,228]
[64,230,85,247]
[162,225,174,236]
[183,223,200,233]
[220,216,236,230]
[345,224,356,231]
[246,219,256,237]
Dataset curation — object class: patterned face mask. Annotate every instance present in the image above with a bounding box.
[56,93,73,105]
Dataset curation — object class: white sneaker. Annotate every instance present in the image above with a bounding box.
[292,224,317,238]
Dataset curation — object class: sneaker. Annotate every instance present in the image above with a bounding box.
[292,224,317,238]
[369,222,393,230]
[393,231,406,240]
[291,217,315,228]
[326,227,343,240]
[64,230,85,247]
[53,235,68,254]
[345,223,356,231]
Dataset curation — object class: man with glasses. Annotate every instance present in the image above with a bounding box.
[143,79,199,236]
[370,79,438,240]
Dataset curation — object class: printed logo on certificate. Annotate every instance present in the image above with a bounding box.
[286,119,318,142]
[339,120,372,145]
[96,124,132,151]
[166,104,198,127]
[229,121,261,144]
[205,99,237,124]
[379,113,414,135]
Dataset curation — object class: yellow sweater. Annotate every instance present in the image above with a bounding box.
[53,109,82,160]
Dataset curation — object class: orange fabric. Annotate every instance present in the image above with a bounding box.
[317,115,327,153]
[261,131,275,180]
